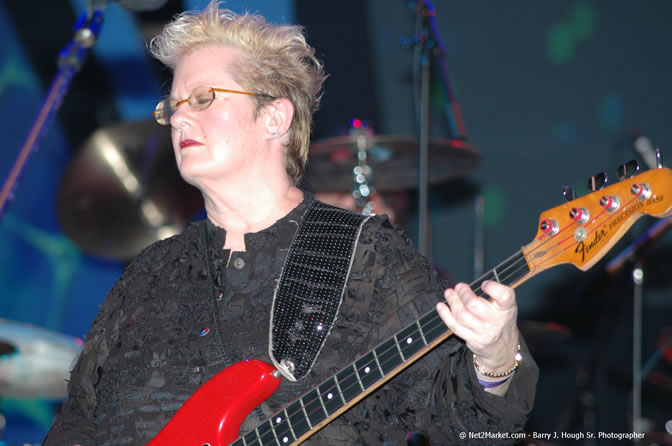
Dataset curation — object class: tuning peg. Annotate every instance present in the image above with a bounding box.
[587,172,607,192]
[562,185,576,202]
[616,159,639,180]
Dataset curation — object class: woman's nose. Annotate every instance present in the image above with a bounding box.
[169,103,195,129]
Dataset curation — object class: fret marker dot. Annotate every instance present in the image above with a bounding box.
[364,366,371,373]
[275,416,282,424]
[283,437,289,443]
[327,392,333,399]
[406,337,412,344]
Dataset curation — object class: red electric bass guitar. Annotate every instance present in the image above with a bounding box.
[149,163,672,446]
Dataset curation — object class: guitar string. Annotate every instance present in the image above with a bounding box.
[239,198,636,445]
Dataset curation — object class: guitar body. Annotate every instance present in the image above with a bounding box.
[148,359,280,446]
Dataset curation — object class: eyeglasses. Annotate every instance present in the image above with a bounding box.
[153,86,272,125]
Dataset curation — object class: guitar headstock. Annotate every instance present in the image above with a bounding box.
[522,165,672,276]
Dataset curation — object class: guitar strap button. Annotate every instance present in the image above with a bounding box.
[280,359,296,373]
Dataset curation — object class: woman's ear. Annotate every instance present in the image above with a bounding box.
[264,98,294,138]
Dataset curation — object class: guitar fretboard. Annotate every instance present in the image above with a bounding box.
[232,250,530,446]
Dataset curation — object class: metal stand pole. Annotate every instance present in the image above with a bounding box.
[632,263,644,442]
[473,195,485,280]
[0,3,106,220]
[418,41,430,259]
[413,0,468,259]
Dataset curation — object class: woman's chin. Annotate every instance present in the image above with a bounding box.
[176,165,207,187]
[177,166,230,190]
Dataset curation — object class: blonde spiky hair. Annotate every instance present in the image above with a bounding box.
[149,1,326,184]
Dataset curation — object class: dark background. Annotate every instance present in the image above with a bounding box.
[0,0,670,443]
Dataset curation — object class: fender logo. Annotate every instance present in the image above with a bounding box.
[575,228,607,262]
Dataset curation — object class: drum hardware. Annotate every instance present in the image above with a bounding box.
[303,133,479,193]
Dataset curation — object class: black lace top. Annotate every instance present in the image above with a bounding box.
[44,192,538,445]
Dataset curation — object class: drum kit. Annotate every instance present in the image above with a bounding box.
[56,121,480,260]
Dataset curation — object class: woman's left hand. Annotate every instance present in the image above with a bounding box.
[436,280,519,373]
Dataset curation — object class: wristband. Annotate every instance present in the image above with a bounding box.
[477,375,512,388]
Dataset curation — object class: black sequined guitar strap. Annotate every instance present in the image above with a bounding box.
[269,201,371,381]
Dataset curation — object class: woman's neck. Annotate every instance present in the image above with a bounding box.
[204,184,303,251]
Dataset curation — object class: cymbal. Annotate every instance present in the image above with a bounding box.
[58,120,203,261]
[0,318,82,399]
[302,135,480,192]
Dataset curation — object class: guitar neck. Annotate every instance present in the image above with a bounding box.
[469,249,532,296]
[233,250,531,446]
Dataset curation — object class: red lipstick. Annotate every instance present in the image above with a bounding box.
[180,139,201,149]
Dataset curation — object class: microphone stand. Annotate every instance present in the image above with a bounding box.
[631,262,644,442]
[0,1,107,220]
[412,1,467,259]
